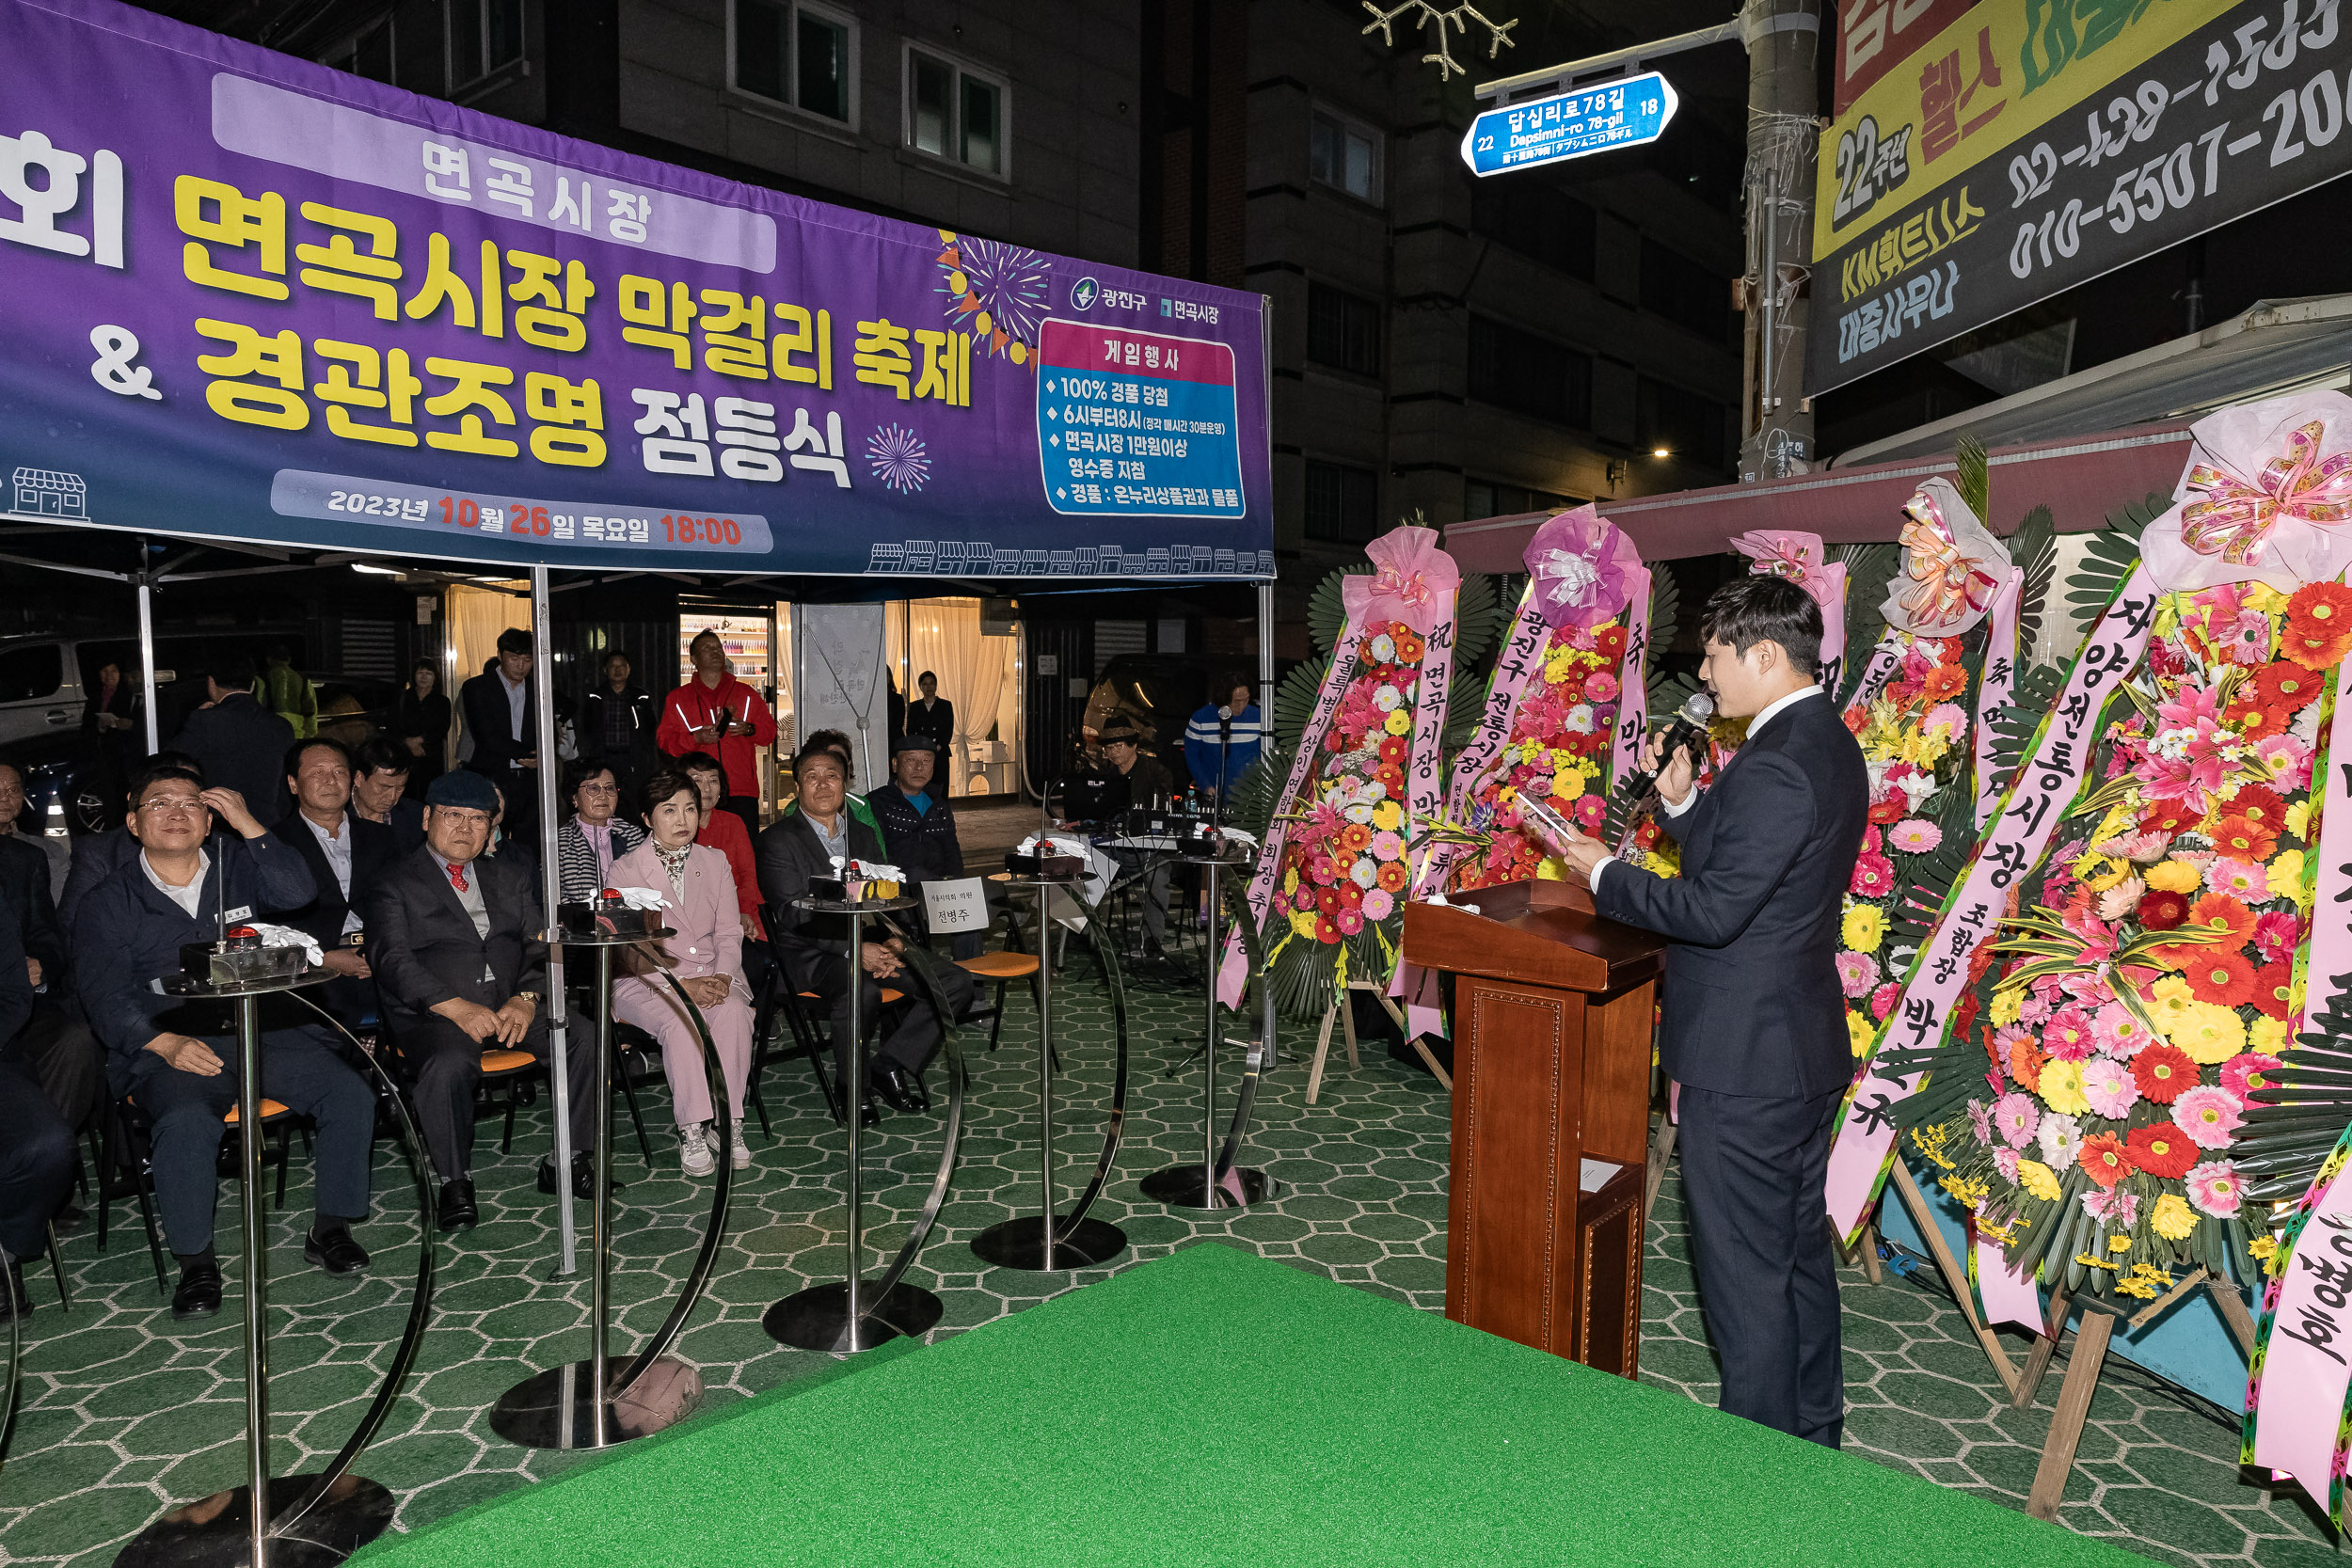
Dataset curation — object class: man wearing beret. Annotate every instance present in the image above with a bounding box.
[361,770,606,1232]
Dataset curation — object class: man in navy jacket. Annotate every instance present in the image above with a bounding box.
[1538,575,1867,1449]
[73,761,375,1321]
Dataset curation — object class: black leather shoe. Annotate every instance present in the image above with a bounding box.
[304,1227,370,1276]
[859,1094,882,1127]
[538,1152,620,1201]
[3,1261,31,1322]
[437,1179,479,1232]
[874,1063,930,1112]
[171,1260,223,1320]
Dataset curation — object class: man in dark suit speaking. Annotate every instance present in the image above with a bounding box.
[1535,575,1867,1449]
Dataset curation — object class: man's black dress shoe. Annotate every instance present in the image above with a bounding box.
[874,1063,930,1112]
[304,1227,371,1275]
[538,1151,620,1200]
[171,1261,224,1320]
[437,1179,479,1232]
[3,1260,31,1322]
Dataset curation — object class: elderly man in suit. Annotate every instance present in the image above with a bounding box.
[361,769,602,1232]
[756,742,972,1122]
[167,652,295,826]
[74,760,373,1321]
[270,737,395,1031]
[1536,575,1868,1449]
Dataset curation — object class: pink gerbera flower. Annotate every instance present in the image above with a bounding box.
[1993,1147,2020,1181]
[2218,1052,2282,1099]
[1851,854,1897,899]
[2207,857,2269,899]
[1869,982,1901,1022]
[1888,818,1943,854]
[1359,888,1394,922]
[2088,1002,2150,1059]
[1836,950,1877,998]
[2254,911,2303,963]
[2042,1005,2096,1062]
[2256,732,2312,793]
[1994,1091,2040,1148]
[1583,672,1618,702]
[2172,1085,2244,1149]
[1370,830,1404,863]
[2079,1055,2140,1119]
[2081,1185,2139,1227]
[1335,909,1365,936]
[2186,1159,2244,1217]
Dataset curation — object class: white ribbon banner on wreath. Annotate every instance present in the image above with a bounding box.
[2245,631,2352,1520]
[1823,564,2162,1242]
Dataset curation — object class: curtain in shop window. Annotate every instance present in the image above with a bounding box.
[908,597,1005,797]
[448,581,526,763]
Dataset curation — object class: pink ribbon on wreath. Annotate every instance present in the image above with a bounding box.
[1891,481,2001,633]
[2144,389,2352,593]
[1342,525,1460,637]
[1731,529,1836,606]
[1525,504,1641,629]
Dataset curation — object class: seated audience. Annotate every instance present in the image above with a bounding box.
[0,894,72,1322]
[58,750,207,927]
[1100,724,1176,958]
[800,727,882,838]
[611,771,756,1176]
[1,788,103,1142]
[351,738,427,853]
[676,752,764,942]
[757,744,972,1120]
[74,763,373,1320]
[167,652,295,825]
[868,735,982,959]
[556,760,645,904]
[362,770,602,1231]
[270,737,394,1030]
[0,760,72,900]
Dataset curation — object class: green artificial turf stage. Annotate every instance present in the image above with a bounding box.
[355,1243,2139,1566]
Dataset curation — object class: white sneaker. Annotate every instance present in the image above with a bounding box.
[728,1121,752,1170]
[678,1122,715,1177]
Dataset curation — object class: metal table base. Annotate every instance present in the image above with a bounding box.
[1141,853,1274,1211]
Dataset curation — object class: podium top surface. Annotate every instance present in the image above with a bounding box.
[1400,879,1663,994]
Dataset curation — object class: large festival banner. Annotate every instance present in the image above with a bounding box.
[0,0,1273,578]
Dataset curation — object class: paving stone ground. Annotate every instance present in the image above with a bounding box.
[0,956,2336,1565]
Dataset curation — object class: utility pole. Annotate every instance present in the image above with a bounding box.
[1739,0,1820,482]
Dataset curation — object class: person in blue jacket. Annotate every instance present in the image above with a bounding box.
[1183,676,1264,800]
[73,760,374,1321]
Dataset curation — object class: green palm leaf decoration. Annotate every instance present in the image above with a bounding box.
[1307,564,1375,656]
[1268,660,1330,752]
[1955,430,1991,521]
[2007,504,2058,657]
[1453,571,1503,666]
[1222,748,1290,840]
[2233,993,2352,1213]
[1647,561,1680,657]
[2063,493,2162,621]
[1442,661,1489,751]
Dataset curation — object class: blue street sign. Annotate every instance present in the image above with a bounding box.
[1459,71,1681,178]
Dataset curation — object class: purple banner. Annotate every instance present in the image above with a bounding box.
[0,0,1273,578]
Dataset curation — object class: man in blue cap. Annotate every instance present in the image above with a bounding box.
[361,769,605,1233]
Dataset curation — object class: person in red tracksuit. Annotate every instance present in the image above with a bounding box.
[657,629,777,838]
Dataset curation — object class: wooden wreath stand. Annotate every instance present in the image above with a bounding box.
[1402,879,1661,1374]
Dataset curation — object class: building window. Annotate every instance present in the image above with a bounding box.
[732,0,856,125]
[906,45,1008,177]
[1307,283,1381,377]
[1468,316,1592,429]
[1464,480,1576,520]
[447,0,525,90]
[1470,182,1594,282]
[1640,241,1731,344]
[1304,460,1379,544]
[1310,108,1381,204]
[322,19,399,87]
[1637,377,1729,471]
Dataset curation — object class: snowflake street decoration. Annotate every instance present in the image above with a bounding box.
[867,422,930,494]
[1361,2,1517,81]
[936,230,1052,367]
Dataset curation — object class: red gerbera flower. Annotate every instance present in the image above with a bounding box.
[2225,784,2291,834]
[1922,663,1969,702]
[2183,947,2260,1008]
[2132,1041,2197,1103]
[1375,860,1409,892]
[2182,892,2256,948]
[2137,888,2190,931]
[2254,958,2295,1020]
[2283,580,2352,668]
[2139,798,2197,834]
[2126,1123,2199,1180]
[1314,915,1341,944]
[2208,815,2279,862]
[1338,880,1365,910]
[2253,661,2325,712]
[1377,735,1408,765]
[1595,626,1628,660]
[1850,853,1896,899]
[1867,792,1906,824]
[2223,700,2290,742]
[2078,1131,2137,1190]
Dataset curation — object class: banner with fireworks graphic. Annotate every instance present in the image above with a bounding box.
[0,0,1274,579]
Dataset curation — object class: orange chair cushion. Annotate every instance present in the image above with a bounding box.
[879,989,904,1005]
[957,951,1039,980]
[222,1099,290,1124]
[480,1049,536,1072]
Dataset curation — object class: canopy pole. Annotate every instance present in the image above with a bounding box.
[532,565,579,1276]
[1257,578,1277,1066]
[137,539,160,754]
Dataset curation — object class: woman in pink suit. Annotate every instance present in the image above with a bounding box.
[611,769,755,1176]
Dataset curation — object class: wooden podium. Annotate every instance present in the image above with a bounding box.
[1401,879,1664,1376]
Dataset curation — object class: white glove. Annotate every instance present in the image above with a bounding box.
[612,887,672,911]
[246,923,324,966]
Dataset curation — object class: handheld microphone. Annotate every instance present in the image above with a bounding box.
[1625,691,1716,800]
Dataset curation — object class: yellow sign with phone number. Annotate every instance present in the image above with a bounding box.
[1812,0,2240,257]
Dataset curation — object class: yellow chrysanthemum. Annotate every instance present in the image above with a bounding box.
[1990,987,2023,1026]
[1847,1010,1877,1057]
[2038,1058,2090,1117]
[2148,974,2199,1032]
[2145,858,2202,894]
[2107,1234,2134,1255]
[1289,910,1319,939]
[1372,800,1401,832]
[1942,1175,1987,1209]
[2175,1001,2247,1065]
[2270,848,2311,910]
[2017,1159,2060,1202]
[2286,800,2313,840]
[1383,708,1411,736]
[2152,1192,2196,1242]
[1283,866,1299,895]
[2251,1016,2291,1055]
[1842,904,1885,954]
[1551,769,1585,801]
